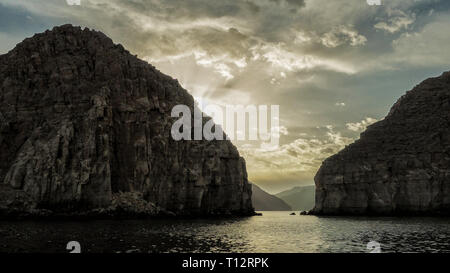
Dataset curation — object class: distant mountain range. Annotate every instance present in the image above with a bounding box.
[275,185,315,211]
[251,184,292,211]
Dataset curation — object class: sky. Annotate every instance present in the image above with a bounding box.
[1,0,450,193]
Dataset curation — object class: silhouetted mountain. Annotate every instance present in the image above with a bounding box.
[252,184,291,211]
[0,25,254,218]
[312,71,450,215]
[276,185,315,211]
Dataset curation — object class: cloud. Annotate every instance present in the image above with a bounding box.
[388,15,450,67]
[320,25,367,48]
[374,9,415,33]
[241,125,354,191]
[254,42,357,74]
[269,0,306,9]
[346,117,378,132]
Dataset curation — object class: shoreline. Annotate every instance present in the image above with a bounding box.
[0,209,259,221]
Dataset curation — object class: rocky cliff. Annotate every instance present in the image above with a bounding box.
[0,25,254,218]
[312,72,450,215]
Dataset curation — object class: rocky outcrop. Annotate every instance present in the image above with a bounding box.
[0,25,254,218]
[312,72,450,215]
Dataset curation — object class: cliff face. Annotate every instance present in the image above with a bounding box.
[313,72,450,215]
[0,25,253,217]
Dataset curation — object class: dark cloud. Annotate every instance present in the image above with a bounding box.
[118,0,261,21]
[269,0,306,8]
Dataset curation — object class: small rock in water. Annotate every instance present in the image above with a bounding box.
[125,249,141,254]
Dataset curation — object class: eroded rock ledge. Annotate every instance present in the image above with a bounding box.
[311,71,450,216]
[0,25,254,218]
